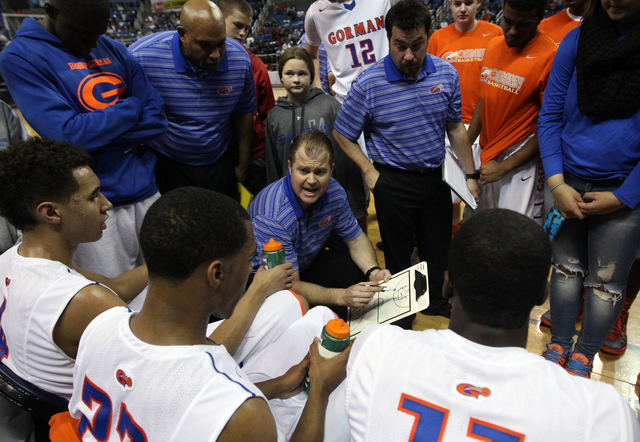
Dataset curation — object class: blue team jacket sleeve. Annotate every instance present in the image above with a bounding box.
[0,47,166,153]
[537,30,576,179]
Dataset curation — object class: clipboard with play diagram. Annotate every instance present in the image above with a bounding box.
[347,261,429,337]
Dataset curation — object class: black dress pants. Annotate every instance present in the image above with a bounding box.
[373,163,452,323]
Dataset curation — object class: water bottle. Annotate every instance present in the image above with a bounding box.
[304,319,350,393]
[262,238,285,269]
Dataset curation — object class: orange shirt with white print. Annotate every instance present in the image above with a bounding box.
[539,9,582,44]
[478,30,557,165]
[428,20,503,122]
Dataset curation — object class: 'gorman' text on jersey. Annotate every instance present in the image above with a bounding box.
[327,16,384,44]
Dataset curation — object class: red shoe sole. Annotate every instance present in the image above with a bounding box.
[600,345,627,355]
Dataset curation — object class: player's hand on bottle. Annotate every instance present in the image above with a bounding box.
[479,160,506,185]
[307,338,352,397]
[369,268,392,284]
[578,191,626,216]
[551,184,585,219]
[253,262,295,297]
[342,284,376,308]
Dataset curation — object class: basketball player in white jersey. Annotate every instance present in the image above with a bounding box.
[334,209,639,441]
[0,139,295,441]
[62,188,349,441]
[305,0,400,103]
[0,139,148,440]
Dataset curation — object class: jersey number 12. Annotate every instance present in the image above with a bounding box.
[346,39,376,68]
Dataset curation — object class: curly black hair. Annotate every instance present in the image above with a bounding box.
[140,187,251,281]
[0,138,90,231]
[449,209,551,329]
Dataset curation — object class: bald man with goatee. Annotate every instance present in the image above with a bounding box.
[130,0,257,201]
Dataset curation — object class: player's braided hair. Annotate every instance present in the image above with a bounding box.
[140,187,250,281]
[385,0,432,38]
[448,209,551,329]
[0,138,90,231]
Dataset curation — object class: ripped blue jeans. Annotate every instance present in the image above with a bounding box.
[547,173,640,360]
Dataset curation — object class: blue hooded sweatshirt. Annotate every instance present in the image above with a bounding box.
[0,18,167,206]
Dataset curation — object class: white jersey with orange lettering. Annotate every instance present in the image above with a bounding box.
[0,245,95,399]
[70,306,266,442]
[343,325,640,442]
[305,0,399,103]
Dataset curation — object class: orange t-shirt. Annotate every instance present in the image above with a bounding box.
[539,10,582,44]
[479,31,557,164]
[428,21,503,122]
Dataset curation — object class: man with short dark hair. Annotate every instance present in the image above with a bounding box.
[129,0,256,200]
[466,0,557,223]
[65,187,348,441]
[249,130,390,316]
[334,0,479,324]
[0,0,168,279]
[334,209,640,440]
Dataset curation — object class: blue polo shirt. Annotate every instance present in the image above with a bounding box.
[334,53,462,170]
[130,32,256,166]
[248,172,362,272]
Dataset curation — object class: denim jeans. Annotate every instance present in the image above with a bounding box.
[547,173,640,359]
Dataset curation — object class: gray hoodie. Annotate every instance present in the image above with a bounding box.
[265,88,367,217]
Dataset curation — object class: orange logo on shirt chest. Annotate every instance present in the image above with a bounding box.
[77,72,126,111]
[456,383,491,399]
[319,216,331,227]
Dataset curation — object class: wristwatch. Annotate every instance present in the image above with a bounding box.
[465,171,480,180]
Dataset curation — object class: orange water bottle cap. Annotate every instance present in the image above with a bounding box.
[263,238,283,252]
[325,319,350,339]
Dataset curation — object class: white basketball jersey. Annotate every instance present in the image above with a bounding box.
[70,307,265,442]
[0,245,93,398]
[346,325,640,442]
[305,0,399,102]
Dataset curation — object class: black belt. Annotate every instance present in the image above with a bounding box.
[374,162,442,175]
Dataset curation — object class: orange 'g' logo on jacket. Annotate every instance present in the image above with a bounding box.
[456,383,491,399]
[77,72,126,111]
[430,84,443,94]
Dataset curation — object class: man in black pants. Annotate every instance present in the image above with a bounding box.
[334,0,480,326]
